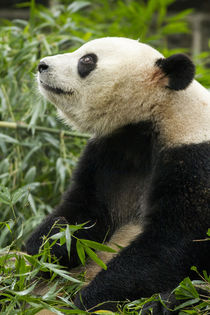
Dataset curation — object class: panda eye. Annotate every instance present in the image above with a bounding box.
[78,53,98,78]
[80,55,95,64]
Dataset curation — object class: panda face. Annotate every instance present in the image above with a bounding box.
[38,37,210,145]
[38,37,165,135]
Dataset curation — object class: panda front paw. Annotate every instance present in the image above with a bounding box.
[142,302,172,315]
[26,216,70,266]
[141,293,178,315]
[74,289,118,312]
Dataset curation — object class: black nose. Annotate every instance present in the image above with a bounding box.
[38,61,49,73]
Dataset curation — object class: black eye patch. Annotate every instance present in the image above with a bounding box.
[78,53,98,78]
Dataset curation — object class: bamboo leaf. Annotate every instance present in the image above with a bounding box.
[12,282,38,296]
[12,187,29,205]
[93,311,115,314]
[41,262,81,283]
[76,240,85,265]
[50,231,65,240]
[84,247,107,270]
[174,298,200,311]
[0,132,19,144]
[0,185,11,205]
[80,239,116,253]
[68,1,90,13]
[65,225,71,260]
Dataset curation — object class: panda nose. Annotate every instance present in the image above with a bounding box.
[38,61,49,73]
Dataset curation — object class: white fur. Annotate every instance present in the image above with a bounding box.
[38,37,210,146]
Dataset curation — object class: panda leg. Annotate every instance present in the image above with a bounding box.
[141,291,179,315]
[74,231,195,312]
[83,223,142,283]
[26,216,72,266]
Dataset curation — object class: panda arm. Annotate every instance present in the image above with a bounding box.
[26,140,112,267]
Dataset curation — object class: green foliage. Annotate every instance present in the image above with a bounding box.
[70,0,191,46]
[0,221,118,314]
[121,273,210,314]
[172,272,210,314]
[194,52,210,88]
[0,0,210,313]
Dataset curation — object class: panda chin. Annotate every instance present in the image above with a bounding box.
[40,80,74,96]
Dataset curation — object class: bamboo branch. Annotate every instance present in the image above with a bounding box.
[0,121,89,139]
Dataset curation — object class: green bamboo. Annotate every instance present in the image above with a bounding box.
[0,121,90,139]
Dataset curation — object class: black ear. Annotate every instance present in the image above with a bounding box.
[156,54,195,91]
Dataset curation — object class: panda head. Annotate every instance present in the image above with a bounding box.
[38,37,210,145]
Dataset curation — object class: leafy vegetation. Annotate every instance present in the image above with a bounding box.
[0,0,209,313]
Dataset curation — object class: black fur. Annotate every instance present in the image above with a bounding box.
[26,122,154,265]
[156,54,195,90]
[26,122,210,313]
[77,53,97,78]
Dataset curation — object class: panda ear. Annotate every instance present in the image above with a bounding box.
[156,54,195,91]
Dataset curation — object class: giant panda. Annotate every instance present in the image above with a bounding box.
[26,37,210,314]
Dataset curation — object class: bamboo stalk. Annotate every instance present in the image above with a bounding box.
[0,121,89,139]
